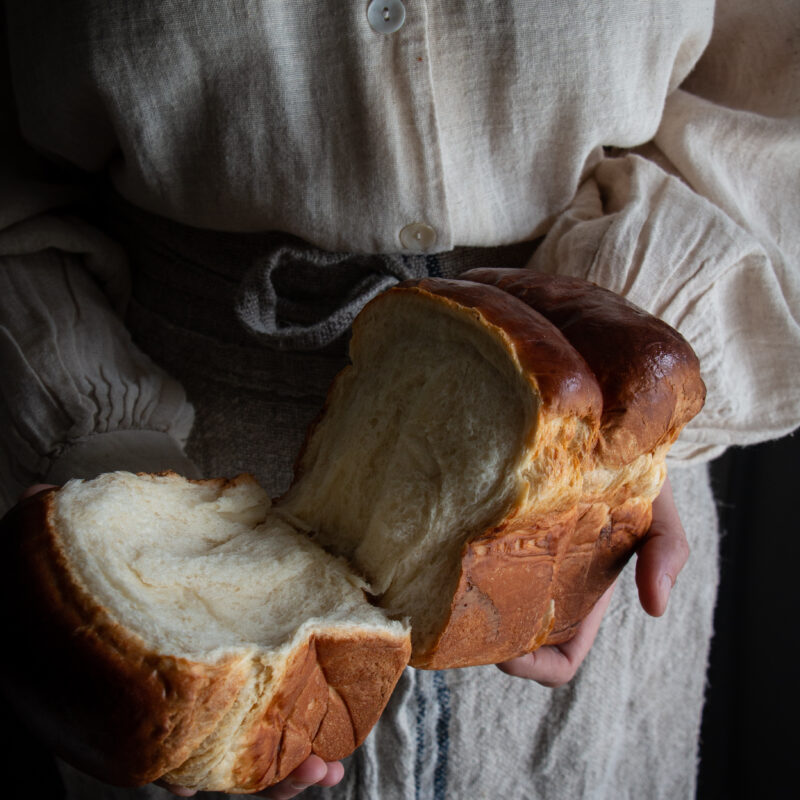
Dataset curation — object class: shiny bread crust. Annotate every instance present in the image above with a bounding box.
[288,276,701,668]
[0,486,409,792]
[460,269,707,466]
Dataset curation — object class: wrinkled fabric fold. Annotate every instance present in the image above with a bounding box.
[527,153,800,463]
[234,244,427,351]
[0,248,194,513]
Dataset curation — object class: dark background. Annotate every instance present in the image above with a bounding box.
[1,433,798,798]
[696,432,799,799]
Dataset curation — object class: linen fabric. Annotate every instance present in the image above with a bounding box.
[0,0,798,797]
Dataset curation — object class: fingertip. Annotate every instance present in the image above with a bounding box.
[156,782,197,797]
[636,537,665,616]
[318,761,345,787]
[496,652,536,680]
[637,563,672,617]
[288,754,328,787]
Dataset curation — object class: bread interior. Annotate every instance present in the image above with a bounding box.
[53,472,402,660]
[54,472,407,788]
[278,290,538,649]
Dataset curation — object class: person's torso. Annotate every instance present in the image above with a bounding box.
[7,0,713,252]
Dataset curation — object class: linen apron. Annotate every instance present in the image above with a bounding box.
[57,201,719,800]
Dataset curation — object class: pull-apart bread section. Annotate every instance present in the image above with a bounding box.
[460,269,707,640]
[1,474,410,793]
[280,278,603,668]
[279,275,704,664]
[0,273,704,791]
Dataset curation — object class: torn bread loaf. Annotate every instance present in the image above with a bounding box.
[279,275,704,666]
[1,473,410,793]
[458,269,707,641]
[0,273,705,791]
[279,278,604,667]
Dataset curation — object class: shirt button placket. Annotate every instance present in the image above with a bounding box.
[366,2,439,253]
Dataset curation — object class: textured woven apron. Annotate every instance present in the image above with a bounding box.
[58,201,719,800]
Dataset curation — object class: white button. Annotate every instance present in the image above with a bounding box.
[399,222,437,252]
[367,0,406,35]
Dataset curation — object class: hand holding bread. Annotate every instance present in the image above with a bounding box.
[497,474,690,685]
[1,272,705,793]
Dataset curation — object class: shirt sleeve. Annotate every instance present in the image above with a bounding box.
[527,0,800,464]
[1,34,197,513]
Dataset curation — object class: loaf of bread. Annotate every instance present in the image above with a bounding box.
[0,272,705,792]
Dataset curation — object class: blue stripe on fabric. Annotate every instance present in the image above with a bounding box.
[414,675,428,800]
[433,672,451,800]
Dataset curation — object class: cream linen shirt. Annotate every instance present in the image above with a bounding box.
[1,0,799,506]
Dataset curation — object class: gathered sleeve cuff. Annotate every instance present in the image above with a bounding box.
[527,0,800,464]
[527,151,800,464]
[0,245,196,512]
[1,31,197,512]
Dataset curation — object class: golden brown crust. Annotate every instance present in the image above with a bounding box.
[544,498,652,643]
[218,633,409,792]
[313,634,410,758]
[460,269,707,467]
[412,508,576,669]
[457,269,705,646]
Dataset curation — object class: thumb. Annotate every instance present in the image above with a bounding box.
[635,477,690,617]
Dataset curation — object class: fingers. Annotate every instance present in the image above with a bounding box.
[496,582,616,687]
[635,476,690,617]
[156,757,344,799]
[156,782,196,796]
[254,756,344,799]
